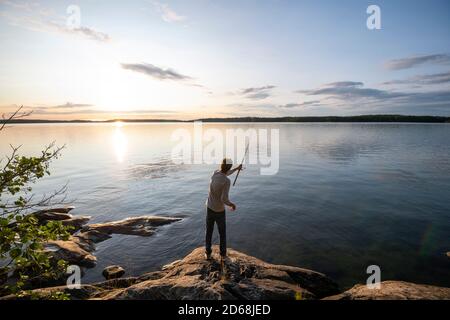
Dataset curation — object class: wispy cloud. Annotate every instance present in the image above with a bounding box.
[384,54,450,70]
[297,81,450,114]
[151,1,186,23]
[278,101,321,108]
[323,81,364,88]
[39,102,92,109]
[121,63,191,81]
[32,108,178,115]
[238,85,276,100]
[278,103,302,108]
[0,0,111,42]
[382,71,450,86]
[8,102,93,114]
[62,25,110,42]
[121,62,208,90]
[297,81,405,99]
[3,103,178,116]
[241,85,276,94]
[0,102,90,114]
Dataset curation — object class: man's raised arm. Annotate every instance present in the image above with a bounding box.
[226,164,243,176]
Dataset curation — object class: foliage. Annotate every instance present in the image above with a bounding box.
[0,107,71,299]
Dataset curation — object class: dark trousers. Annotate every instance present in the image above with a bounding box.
[205,207,226,256]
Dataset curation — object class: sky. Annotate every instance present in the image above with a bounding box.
[0,0,449,120]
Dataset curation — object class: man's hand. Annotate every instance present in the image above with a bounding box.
[226,164,243,176]
[229,203,236,211]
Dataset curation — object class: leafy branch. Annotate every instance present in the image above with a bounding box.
[0,106,71,299]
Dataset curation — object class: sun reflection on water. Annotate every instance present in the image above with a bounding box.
[112,122,127,163]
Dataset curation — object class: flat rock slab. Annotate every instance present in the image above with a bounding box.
[42,215,182,270]
[323,281,450,300]
[45,238,97,268]
[82,216,182,236]
[13,246,339,300]
[32,207,91,233]
[102,246,340,300]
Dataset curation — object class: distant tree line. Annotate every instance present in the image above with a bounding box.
[198,115,450,123]
[2,114,450,124]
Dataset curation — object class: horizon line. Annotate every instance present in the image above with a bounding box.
[2,114,450,124]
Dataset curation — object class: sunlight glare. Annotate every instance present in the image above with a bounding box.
[112,123,127,163]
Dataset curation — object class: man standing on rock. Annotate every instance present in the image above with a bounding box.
[205,158,242,260]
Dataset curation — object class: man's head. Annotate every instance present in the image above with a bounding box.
[220,158,233,173]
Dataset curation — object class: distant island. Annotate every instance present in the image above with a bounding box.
[3,114,450,124]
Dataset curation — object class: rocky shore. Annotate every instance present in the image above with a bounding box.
[2,207,450,300]
[36,207,182,269]
[2,246,340,300]
[2,246,450,300]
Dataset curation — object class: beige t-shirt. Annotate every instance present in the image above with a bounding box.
[206,170,232,212]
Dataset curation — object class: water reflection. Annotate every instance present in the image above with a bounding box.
[310,141,385,163]
[112,122,127,163]
[296,124,389,163]
[127,157,184,180]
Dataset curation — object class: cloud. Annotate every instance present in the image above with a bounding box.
[382,71,450,86]
[16,102,93,113]
[0,1,111,42]
[323,81,363,88]
[297,81,405,100]
[1,103,177,116]
[246,92,271,100]
[300,100,322,106]
[296,81,450,114]
[47,102,92,109]
[121,63,192,81]
[239,85,276,100]
[62,25,110,42]
[121,62,209,90]
[151,1,186,23]
[241,85,276,94]
[31,108,178,115]
[278,103,302,108]
[384,54,450,70]
[9,102,177,116]
[6,102,90,114]
[278,101,321,108]
[41,21,110,43]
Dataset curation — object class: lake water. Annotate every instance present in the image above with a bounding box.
[2,122,449,289]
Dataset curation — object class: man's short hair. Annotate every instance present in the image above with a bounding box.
[220,158,233,173]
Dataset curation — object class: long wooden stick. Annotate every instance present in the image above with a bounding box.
[233,142,249,186]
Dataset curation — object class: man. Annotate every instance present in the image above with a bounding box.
[205,158,242,260]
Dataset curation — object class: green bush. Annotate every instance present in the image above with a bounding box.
[0,107,72,299]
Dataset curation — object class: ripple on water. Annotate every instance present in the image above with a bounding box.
[126,158,185,180]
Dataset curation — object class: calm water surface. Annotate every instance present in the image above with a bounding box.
[2,123,449,289]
